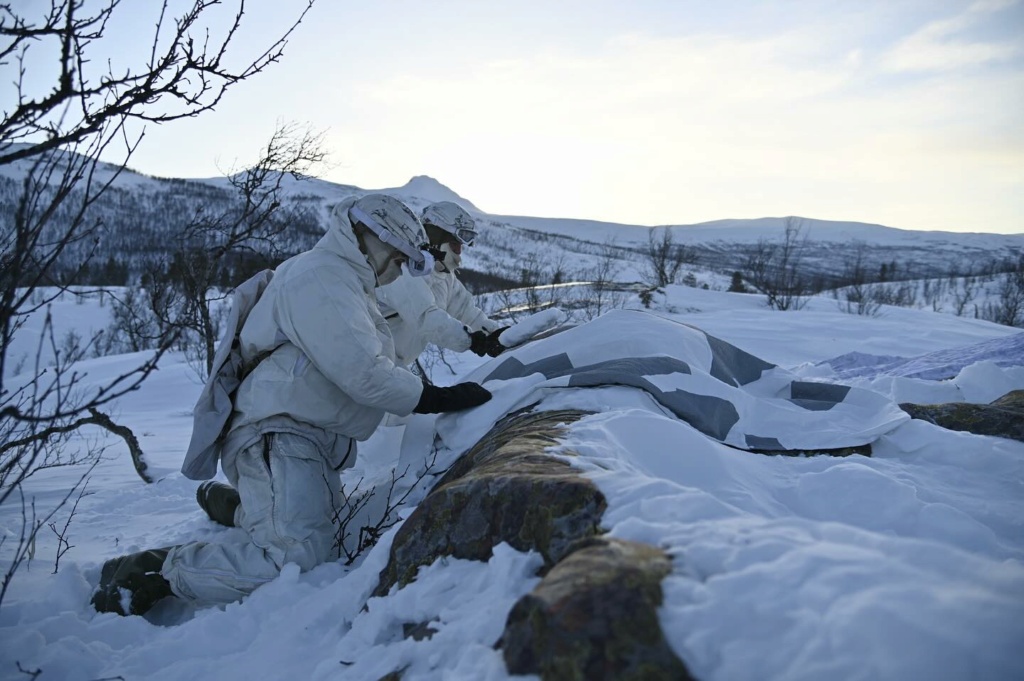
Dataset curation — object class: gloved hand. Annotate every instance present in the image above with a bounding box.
[413,381,492,414]
[484,326,510,357]
[468,329,490,357]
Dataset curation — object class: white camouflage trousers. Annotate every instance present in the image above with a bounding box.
[164,432,344,605]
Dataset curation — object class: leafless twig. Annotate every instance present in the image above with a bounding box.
[332,446,443,566]
[48,480,90,573]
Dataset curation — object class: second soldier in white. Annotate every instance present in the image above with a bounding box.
[376,201,506,368]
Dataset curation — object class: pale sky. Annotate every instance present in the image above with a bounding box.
[64,1,1024,233]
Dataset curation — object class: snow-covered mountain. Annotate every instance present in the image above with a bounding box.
[491,212,1023,249]
[188,172,479,214]
[2,146,1022,288]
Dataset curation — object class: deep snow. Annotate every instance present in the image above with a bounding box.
[1,284,1023,681]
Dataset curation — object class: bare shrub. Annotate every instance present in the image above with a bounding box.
[333,449,442,566]
[579,241,627,321]
[922,277,948,312]
[641,227,697,289]
[951,271,978,317]
[980,255,1024,327]
[414,346,458,385]
[834,241,881,316]
[0,0,317,608]
[744,217,810,311]
[490,253,572,320]
[873,279,918,308]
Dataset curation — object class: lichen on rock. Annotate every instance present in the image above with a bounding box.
[500,536,693,681]
[900,390,1024,442]
[373,409,606,597]
[370,408,690,679]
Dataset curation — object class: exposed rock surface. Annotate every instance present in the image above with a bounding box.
[373,409,606,596]
[900,390,1024,442]
[501,536,692,681]
[371,408,691,679]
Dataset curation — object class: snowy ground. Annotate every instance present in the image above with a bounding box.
[1,285,1023,681]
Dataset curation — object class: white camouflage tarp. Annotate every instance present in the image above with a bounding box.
[439,309,909,454]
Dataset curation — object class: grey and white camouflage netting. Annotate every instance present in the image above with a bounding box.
[442,309,909,453]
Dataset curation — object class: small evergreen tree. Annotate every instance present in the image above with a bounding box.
[728,271,747,293]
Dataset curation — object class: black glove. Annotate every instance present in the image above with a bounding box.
[413,382,492,414]
[484,326,510,357]
[468,329,490,357]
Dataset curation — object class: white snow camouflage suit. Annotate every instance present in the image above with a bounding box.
[163,197,424,605]
[376,266,499,369]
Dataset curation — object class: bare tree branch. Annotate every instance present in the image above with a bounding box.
[743,217,810,311]
[641,227,696,289]
[0,0,320,609]
[138,120,327,377]
[1,1,316,166]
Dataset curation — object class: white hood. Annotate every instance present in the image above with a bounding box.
[229,198,423,448]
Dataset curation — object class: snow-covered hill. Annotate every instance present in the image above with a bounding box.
[490,213,1022,256]
[1,285,1022,680]
[4,145,1024,680]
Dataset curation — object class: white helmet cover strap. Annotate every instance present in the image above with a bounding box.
[349,206,434,277]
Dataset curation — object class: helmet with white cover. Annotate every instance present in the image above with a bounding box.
[420,201,477,273]
[348,194,433,283]
[420,202,478,247]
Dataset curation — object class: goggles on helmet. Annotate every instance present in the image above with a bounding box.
[349,206,435,277]
[426,222,477,247]
[453,226,477,247]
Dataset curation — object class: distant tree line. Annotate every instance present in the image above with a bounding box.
[0,174,325,288]
[467,217,1023,330]
[101,122,328,377]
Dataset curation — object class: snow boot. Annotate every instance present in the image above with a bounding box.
[91,547,174,616]
[196,480,240,527]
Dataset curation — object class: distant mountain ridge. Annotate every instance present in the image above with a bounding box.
[386,175,480,211]
[186,172,481,215]
[490,213,1024,248]
[3,142,1018,240]
[2,145,1021,288]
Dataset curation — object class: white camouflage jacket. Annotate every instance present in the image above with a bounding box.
[377,268,499,367]
[225,198,424,466]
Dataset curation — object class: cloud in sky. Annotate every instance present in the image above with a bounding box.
[85,1,1023,233]
[881,0,1023,73]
